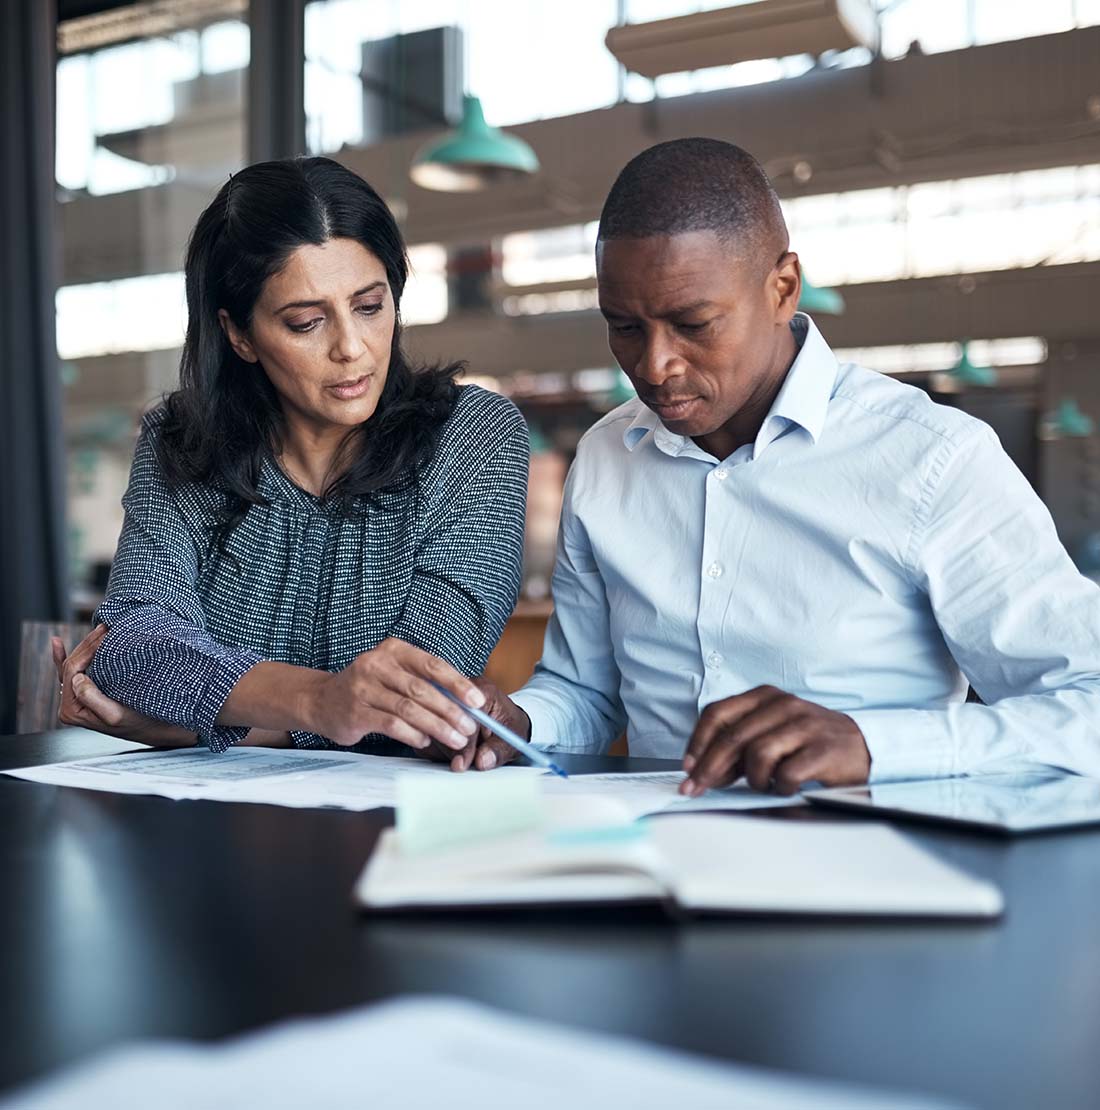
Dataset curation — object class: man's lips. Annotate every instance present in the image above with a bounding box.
[645,396,700,418]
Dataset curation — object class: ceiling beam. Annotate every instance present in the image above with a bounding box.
[340,27,1100,247]
[404,262,1100,377]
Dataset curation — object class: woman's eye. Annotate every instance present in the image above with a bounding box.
[287,318,322,333]
[355,302,384,316]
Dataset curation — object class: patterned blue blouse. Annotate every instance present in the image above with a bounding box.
[88,385,529,751]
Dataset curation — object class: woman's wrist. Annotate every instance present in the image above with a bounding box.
[217,661,331,733]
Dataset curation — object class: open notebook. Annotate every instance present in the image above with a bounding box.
[355,797,1003,919]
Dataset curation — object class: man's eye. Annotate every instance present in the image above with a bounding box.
[610,323,639,337]
[677,321,709,333]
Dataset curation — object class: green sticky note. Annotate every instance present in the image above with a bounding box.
[396,772,545,856]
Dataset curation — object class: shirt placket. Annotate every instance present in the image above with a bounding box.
[697,457,734,711]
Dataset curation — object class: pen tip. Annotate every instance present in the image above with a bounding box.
[552,765,569,779]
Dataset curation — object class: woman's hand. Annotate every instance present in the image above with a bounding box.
[303,638,485,750]
[52,624,198,747]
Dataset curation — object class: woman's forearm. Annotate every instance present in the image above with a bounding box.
[215,661,328,732]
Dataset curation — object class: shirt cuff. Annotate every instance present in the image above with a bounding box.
[845,707,958,783]
[191,650,264,753]
[509,688,610,754]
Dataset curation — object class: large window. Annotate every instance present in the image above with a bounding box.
[56,4,249,596]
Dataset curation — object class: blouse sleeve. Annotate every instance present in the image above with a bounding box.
[389,390,529,675]
[87,415,263,752]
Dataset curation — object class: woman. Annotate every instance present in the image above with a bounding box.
[54,157,528,767]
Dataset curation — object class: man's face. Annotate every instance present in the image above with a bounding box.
[596,230,797,443]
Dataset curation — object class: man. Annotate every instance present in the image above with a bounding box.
[463,136,1100,796]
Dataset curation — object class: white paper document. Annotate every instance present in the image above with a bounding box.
[1,748,541,812]
[0,996,967,1110]
[541,770,805,821]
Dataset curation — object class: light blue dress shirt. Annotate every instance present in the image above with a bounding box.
[512,314,1100,782]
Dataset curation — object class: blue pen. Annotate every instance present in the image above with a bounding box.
[431,683,569,779]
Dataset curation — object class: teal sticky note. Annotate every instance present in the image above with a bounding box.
[395,772,545,856]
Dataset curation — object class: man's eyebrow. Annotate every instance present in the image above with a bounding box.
[274,282,386,314]
[600,299,717,319]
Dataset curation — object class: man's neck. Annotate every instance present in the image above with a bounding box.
[692,325,800,461]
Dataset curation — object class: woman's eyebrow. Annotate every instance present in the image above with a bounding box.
[275,281,386,314]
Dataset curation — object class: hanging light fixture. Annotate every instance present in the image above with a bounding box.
[410,94,540,192]
[798,273,845,315]
[948,341,997,387]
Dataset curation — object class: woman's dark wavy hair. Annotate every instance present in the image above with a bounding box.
[157,155,460,552]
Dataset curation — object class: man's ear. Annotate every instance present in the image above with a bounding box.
[218,308,259,364]
[772,251,801,323]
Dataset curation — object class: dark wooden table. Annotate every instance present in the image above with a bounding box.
[1,730,1098,1109]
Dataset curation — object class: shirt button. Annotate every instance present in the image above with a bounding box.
[706,562,723,579]
[713,468,729,481]
[706,652,723,669]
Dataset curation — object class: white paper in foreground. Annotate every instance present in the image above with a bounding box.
[542,770,805,821]
[0,996,967,1110]
[1,748,541,811]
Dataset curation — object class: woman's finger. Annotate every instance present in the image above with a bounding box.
[370,689,471,752]
[392,641,485,709]
[61,624,108,685]
[51,637,66,681]
[72,675,126,729]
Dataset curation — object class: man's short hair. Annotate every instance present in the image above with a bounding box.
[597,137,788,263]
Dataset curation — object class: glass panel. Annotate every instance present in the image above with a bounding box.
[56,2,249,603]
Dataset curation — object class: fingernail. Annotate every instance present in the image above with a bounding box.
[683,755,695,772]
[458,717,477,736]
[448,729,467,748]
[71,675,84,690]
[480,750,497,770]
[465,687,486,709]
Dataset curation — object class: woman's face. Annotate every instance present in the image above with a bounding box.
[220,237,396,433]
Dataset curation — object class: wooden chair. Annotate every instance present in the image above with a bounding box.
[16,621,92,734]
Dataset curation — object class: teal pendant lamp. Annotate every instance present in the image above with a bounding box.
[1046,397,1095,439]
[949,341,997,387]
[798,274,845,315]
[410,95,540,192]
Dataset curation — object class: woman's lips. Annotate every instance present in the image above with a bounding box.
[327,374,372,400]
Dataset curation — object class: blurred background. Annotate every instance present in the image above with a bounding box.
[4,0,1100,726]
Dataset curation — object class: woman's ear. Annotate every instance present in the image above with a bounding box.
[218,308,259,363]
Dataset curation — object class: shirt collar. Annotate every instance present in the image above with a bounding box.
[621,313,838,460]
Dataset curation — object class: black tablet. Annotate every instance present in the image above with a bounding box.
[804,772,1100,835]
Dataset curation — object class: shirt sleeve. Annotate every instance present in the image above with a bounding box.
[387,399,529,677]
[87,418,263,752]
[849,424,1100,782]
[510,462,628,754]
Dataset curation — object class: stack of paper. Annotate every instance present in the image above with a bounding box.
[0,997,968,1110]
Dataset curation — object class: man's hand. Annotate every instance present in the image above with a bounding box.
[52,624,198,747]
[681,686,870,797]
[418,678,529,772]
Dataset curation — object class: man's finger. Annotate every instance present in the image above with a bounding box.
[683,686,783,772]
[474,736,517,771]
[740,728,807,793]
[773,746,830,796]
